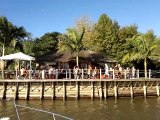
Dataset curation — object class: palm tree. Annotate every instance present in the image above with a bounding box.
[58,28,85,66]
[0,16,28,56]
[122,33,158,78]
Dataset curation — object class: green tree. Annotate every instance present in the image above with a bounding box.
[91,13,119,58]
[122,31,158,78]
[58,28,85,66]
[74,16,95,49]
[117,25,138,62]
[33,32,60,56]
[0,16,28,56]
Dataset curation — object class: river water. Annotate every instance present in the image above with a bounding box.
[0,98,160,120]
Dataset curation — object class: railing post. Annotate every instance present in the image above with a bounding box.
[55,69,58,79]
[82,69,84,79]
[69,69,71,79]
[124,69,126,79]
[156,81,159,97]
[65,69,68,79]
[137,69,139,78]
[149,69,151,79]
[113,69,115,79]
[100,69,102,79]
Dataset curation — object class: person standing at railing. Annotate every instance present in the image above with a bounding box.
[20,66,26,79]
[73,66,79,79]
[93,67,99,79]
[132,66,136,79]
[87,64,92,79]
[105,63,109,78]
[41,68,46,79]
[48,66,54,79]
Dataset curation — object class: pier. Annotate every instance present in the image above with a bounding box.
[0,79,160,100]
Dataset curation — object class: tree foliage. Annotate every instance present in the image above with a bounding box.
[122,31,158,78]
[32,32,61,56]
[91,13,119,58]
[58,28,85,66]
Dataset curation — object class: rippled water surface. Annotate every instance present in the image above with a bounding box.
[0,98,160,120]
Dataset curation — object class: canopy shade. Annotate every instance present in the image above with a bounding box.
[0,52,35,61]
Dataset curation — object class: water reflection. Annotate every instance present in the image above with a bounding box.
[0,98,160,120]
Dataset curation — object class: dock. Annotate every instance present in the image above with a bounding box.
[0,79,160,100]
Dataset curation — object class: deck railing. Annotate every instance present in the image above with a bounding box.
[0,69,160,80]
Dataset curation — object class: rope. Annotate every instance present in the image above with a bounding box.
[15,104,73,120]
[13,100,20,120]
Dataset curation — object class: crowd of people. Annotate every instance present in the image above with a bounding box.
[18,64,137,80]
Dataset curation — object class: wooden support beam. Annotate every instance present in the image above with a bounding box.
[63,81,66,100]
[99,81,103,100]
[40,82,44,100]
[156,81,159,97]
[91,81,94,100]
[114,81,118,99]
[76,81,79,100]
[104,81,108,100]
[143,81,147,98]
[25,82,30,100]
[52,82,55,100]
[130,81,134,99]
[14,83,19,100]
[2,82,7,99]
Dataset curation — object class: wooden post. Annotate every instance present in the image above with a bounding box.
[25,82,30,100]
[99,81,103,100]
[52,82,55,100]
[2,82,7,99]
[63,81,66,100]
[104,81,108,100]
[40,82,44,100]
[156,81,159,97]
[65,69,68,79]
[149,69,151,79]
[113,69,115,79]
[124,70,126,79]
[114,81,118,99]
[137,69,139,78]
[14,83,19,100]
[91,81,94,100]
[130,81,134,99]
[143,81,147,98]
[76,81,79,100]
[82,69,84,79]
[100,69,102,79]
[69,69,71,79]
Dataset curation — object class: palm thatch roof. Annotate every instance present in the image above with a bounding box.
[36,50,116,63]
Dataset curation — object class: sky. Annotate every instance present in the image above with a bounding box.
[0,0,160,38]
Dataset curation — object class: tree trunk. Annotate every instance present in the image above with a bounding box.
[2,44,5,56]
[144,58,147,79]
[76,55,79,67]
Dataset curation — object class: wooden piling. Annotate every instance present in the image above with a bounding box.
[40,82,44,100]
[143,81,147,98]
[104,81,108,100]
[14,83,19,100]
[76,81,79,100]
[2,82,7,99]
[63,81,66,100]
[51,82,55,100]
[91,81,94,100]
[25,82,30,100]
[156,81,159,97]
[99,81,103,100]
[114,81,118,99]
[130,81,134,98]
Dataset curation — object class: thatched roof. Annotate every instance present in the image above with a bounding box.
[36,50,116,63]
